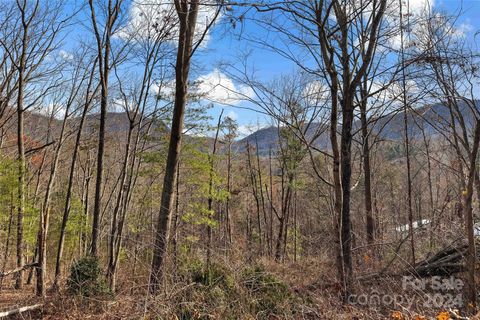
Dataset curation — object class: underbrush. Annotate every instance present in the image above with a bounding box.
[169,259,295,319]
[39,254,477,319]
[67,256,110,297]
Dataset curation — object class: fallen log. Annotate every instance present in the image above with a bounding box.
[0,304,42,318]
[357,240,478,282]
[0,263,39,278]
[409,241,480,277]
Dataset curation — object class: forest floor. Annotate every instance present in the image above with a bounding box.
[0,258,479,319]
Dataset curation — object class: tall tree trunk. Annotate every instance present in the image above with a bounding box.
[360,80,374,244]
[206,110,223,269]
[107,123,132,291]
[82,155,92,255]
[246,143,262,256]
[172,164,181,272]
[330,86,344,297]
[53,63,98,289]
[340,98,354,298]
[225,141,232,245]
[268,149,274,255]
[420,126,435,249]
[36,105,69,296]
[89,0,119,257]
[293,189,297,262]
[255,138,268,255]
[149,0,200,293]
[0,194,14,290]
[464,120,480,309]
[15,14,28,289]
[398,1,416,265]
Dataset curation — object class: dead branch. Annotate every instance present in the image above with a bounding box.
[0,262,38,278]
[0,304,42,318]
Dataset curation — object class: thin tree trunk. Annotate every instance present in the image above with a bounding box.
[360,79,374,244]
[89,0,119,257]
[107,120,134,292]
[149,0,200,293]
[340,97,354,297]
[246,143,262,255]
[82,156,92,255]
[255,138,268,255]
[225,141,232,245]
[15,19,27,291]
[0,194,14,290]
[399,0,416,265]
[36,105,69,296]
[421,126,435,249]
[206,110,223,269]
[172,164,180,273]
[268,149,274,254]
[293,189,297,262]
[53,62,98,289]
[464,120,480,309]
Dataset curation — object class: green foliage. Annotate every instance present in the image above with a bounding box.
[184,259,234,289]
[278,124,307,176]
[66,197,88,240]
[0,156,18,235]
[0,156,40,254]
[23,202,39,248]
[286,226,302,257]
[182,147,229,229]
[172,259,295,319]
[385,143,403,160]
[0,157,18,197]
[67,256,109,297]
[45,188,88,261]
[242,265,291,317]
[175,259,238,319]
[182,204,217,227]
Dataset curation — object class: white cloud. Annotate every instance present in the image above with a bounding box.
[405,0,434,15]
[385,0,434,18]
[449,23,472,38]
[118,0,221,48]
[303,80,329,104]
[35,103,67,119]
[194,69,254,105]
[237,122,268,138]
[385,0,435,50]
[226,110,238,120]
[58,50,73,61]
[155,70,253,105]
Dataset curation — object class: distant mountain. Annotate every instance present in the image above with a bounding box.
[1,100,477,157]
[235,100,480,154]
[0,110,166,156]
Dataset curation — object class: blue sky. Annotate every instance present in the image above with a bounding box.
[195,0,480,136]
[60,0,480,137]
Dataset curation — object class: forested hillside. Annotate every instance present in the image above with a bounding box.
[0,0,480,319]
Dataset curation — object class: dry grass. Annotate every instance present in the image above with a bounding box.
[0,256,478,319]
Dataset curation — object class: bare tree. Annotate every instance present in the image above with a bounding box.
[0,0,67,289]
[149,0,221,293]
[52,52,99,290]
[418,13,480,307]
[88,0,124,257]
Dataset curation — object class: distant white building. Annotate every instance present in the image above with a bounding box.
[395,219,431,233]
[474,222,480,237]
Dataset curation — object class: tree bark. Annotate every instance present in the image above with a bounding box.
[149,0,200,293]
[463,120,480,309]
[53,61,98,289]
[360,79,374,244]
[89,0,119,257]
